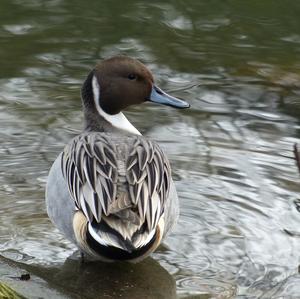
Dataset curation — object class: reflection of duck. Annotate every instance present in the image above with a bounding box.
[46,56,189,262]
[1,252,176,299]
[49,252,176,299]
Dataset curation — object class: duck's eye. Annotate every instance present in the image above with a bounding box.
[128,74,137,80]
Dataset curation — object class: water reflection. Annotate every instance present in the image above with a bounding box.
[1,0,300,298]
[31,254,176,299]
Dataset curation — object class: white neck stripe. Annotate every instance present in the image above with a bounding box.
[92,76,141,135]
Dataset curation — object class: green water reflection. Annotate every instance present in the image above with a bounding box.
[1,0,300,298]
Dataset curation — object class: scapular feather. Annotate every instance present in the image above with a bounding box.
[61,132,171,249]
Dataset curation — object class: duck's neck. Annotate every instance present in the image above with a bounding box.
[83,109,141,135]
[83,75,141,135]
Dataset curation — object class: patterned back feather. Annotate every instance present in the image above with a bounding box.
[61,132,171,235]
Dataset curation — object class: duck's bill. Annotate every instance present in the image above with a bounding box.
[148,85,190,109]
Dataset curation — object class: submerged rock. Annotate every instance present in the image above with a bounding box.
[0,255,68,299]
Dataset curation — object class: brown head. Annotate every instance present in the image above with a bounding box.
[81,56,189,131]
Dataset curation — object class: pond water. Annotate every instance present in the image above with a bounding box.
[1,0,300,298]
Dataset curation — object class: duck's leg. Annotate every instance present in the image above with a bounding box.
[80,251,85,264]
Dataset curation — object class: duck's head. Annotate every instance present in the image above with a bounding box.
[81,56,189,130]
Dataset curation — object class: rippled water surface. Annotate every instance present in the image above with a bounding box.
[1,0,300,298]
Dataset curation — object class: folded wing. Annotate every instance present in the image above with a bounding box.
[61,133,171,248]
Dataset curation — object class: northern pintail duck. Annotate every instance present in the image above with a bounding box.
[46,56,189,262]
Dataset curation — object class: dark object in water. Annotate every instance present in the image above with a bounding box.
[19,274,30,281]
[293,143,300,174]
[9,273,30,281]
